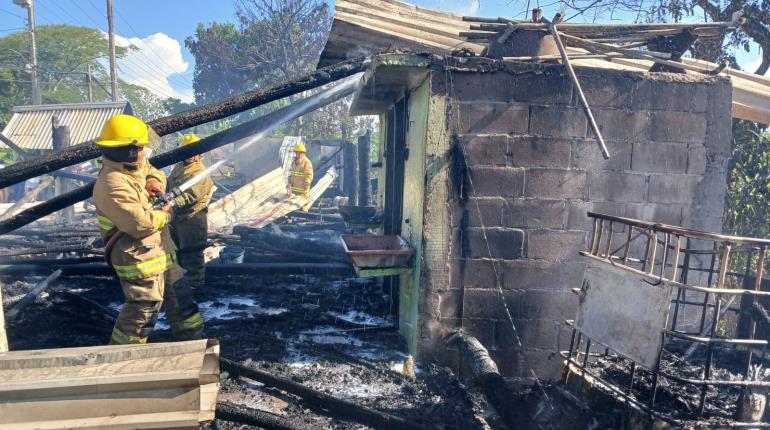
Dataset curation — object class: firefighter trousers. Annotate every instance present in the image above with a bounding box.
[171,211,207,289]
[110,262,205,344]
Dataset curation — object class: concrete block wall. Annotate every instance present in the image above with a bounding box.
[418,59,732,379]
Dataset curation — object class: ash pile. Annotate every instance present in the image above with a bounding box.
[0,204,497,429]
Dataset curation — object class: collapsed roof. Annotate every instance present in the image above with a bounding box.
[319,0,770,124]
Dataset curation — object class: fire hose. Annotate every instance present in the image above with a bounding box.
[102,72,365,268]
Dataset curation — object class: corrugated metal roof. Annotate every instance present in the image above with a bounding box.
[318,0,484,67]
[1,102,131,150]
[320,0,770,125]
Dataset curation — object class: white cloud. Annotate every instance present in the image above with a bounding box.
[107,32,193,102]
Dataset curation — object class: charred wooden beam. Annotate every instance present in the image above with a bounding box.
[0,56,369,190]
[0,262,351,277]
[4,270,62,322]
[215,401,312,430]
[220,358,428,430]
[0,76,362,235]
[447,330,537,430]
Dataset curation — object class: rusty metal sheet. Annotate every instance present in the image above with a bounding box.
[575,259,674,369]
[1,102,129,150]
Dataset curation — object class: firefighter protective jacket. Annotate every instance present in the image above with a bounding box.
[167,159,214,220]
[288,155,313,197]
[93,158,175,281]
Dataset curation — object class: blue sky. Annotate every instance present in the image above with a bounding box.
[0,0,761,101]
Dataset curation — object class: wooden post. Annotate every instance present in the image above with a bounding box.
[357,132,371,206]
[52,120,74,224]
[547,15,610,160]
[343,140,358,205]
[0,281,7,352]
[86,64,94,103]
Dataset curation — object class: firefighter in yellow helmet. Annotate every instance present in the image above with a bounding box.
[92,115,204,344]
[168,134,214,292]
[286,142,313,212]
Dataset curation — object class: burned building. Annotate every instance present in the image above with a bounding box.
[317,0,759,382]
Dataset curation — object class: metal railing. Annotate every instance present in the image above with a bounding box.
[563,212,770,425]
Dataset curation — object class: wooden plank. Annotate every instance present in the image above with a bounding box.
[208,167,338,230]
[0,411,202,430]
[0,340,219,430]
[0,281,6,353]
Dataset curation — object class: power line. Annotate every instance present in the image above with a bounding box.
[87,0,194,90]
[76,0,190,100]
[0,8,25,20]
[111,5,194,86]
[35,0,182,101]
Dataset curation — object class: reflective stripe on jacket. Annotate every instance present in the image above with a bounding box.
[288,156,313,196]
[167,159,214,219]
[93,158,176,280]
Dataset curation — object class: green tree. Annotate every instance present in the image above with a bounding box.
[0,25,180,129]
[723,120,770,238]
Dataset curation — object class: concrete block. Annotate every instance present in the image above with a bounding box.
[438,289,464,319]
[512,70,573,104]
[461,258,503,289]
[647,174,702,204]
[592,109,650,142]
[572,138,632,172]
[529,106,587,138]
[464,197,505,227]
[506,289,578,321]
[633,80,709,113]
[631,142,689,174]
[462,288,507,319]
[496,318,571,351]
[624,203,683,225]
[464,227,525,259]
[503,198,566,229]
[525,168,587,199]
[527,229,586,261]
[467,167,525,197]
[459,103,529,134]
[587,171,648,203]
[491,348,565,378]
[650,111,707,144]
[457,134,508,167]
[687,144,707,175]
[451,71,517,102]
[566,200,624,231]
[509,136,571,168]
[502,259,586,292]
[462,318,498,347]
[575,72,636,108]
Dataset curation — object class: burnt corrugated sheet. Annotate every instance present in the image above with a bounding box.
[1,102,130,150]
[318,0,484,68]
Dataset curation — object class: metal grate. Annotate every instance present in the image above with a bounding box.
[564,212,770,426]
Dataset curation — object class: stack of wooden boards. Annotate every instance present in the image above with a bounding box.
[0,339,219,429]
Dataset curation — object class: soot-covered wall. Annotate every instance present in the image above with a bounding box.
[414,58,732,379]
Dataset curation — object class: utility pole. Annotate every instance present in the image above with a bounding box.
[86,64,94,102]
[106,0,118,101]
[13,0,40,104]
